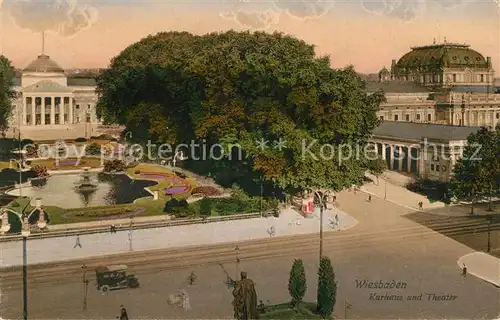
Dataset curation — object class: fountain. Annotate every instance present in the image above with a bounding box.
[74,168,98,191]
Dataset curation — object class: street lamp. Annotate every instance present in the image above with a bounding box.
[81,264,89,310]
[21,216,30,320]
[311,189,334,261]
[128,217,133,251]
[260,178,264,218]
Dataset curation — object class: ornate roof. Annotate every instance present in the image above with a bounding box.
[22,80,73,93]
[395,43,489,71]
[23,55,64,73]
[373,121,480,142]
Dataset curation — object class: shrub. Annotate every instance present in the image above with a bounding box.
[85,143,101,156]
[10,201,19,207]
[316,257,337,318]
[103,160,125,172]
[163,198,189,214]
[110,138,118,142]
[75,137,87,142]
[199,197,212,217]
[20,139,34,146]
[174,171,187,179]
[288,259,307,307]
[134,170,140,174]
[32,165,49,178]
[98,134,113,140]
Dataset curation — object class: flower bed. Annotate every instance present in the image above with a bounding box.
[62,206,145,220]
[55,160,81,166]
[192,186,222,196]
[140,172,172,179]
[164,186,189,195]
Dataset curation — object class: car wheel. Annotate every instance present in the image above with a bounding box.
[101,285,110,292]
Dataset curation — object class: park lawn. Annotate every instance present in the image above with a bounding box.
[0,162,10,170]
[44,203,144,225]
[260,302,322,319]
[30,157,103,170]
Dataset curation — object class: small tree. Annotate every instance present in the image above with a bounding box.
[199,197,212,217]
[316,256,337,318]
[288,259,307,307]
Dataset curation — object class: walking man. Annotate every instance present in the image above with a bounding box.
[268,225,275,237]
[335,214,339,226]
[368,195,372,202]
[418,201,423,210]
[74,234,82,248]
[119,305,129,320]
[462,263,467,277]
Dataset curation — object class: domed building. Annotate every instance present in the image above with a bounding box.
[8,51,101,140]
[390,40,495,92]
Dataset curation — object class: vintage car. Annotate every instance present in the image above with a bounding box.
[95,265,139,292]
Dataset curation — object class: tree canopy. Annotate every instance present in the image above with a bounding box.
[96,31,385,194]
[451,126,500,213]
[0,56,16,133]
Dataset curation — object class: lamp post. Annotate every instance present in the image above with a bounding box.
[260,178,263,218]
[128,217,133,251]
[487,216,491,252]
[384,176,387,200]
[311,189,333,261]
[21,216,30,320]
[81,264,89,310]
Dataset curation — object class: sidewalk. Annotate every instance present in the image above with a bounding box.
[362,172,446,212]
[0,208,358,267]
[458,252,500,287]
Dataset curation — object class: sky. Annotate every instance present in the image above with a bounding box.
[0,0,499,73]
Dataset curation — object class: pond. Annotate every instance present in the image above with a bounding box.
[6,173,156,208]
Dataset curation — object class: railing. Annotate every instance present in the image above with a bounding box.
[0,212,268,243]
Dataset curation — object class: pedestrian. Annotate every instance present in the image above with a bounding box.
[74,234,82,248]
[268,225,275,237]
[329,217,336,229]
[335,214,339,225]
[418,201,423,210]
[368,195,372,202]
[462,263,467,277]
[120,305,129,320]
[180,289,191,311]
[187,271,197,285]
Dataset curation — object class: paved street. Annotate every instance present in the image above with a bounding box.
[1,191,499,319]
[0,207,356,267]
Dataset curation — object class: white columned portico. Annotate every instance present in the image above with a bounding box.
[50,97,55,124]
[68,97,73,124]
[60,96,65,124]
[41,96,45,125]
[31,97,36,126]
[397,145,403,171]
[22,97,27,125]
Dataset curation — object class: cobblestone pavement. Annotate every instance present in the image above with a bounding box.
[0,208,357,267]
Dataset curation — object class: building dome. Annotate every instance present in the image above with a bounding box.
[395,43,489,71]
[23,54,64,73]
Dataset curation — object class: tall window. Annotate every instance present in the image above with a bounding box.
[427,114,432,122]
[452,74,457,82]
[379,116,384,121]
[394,114,399,121]
[405,114,410,121]
[480,74,484,82]
[416,114,421,121]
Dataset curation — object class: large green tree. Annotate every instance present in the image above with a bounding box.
[451,127,500,213]
[96,31,384,193]
[0,56,16,134]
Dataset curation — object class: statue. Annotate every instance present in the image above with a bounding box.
[232,272,258,320]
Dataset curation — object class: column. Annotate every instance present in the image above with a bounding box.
[381,143,386,160]
[31,97,36,126]
[22,97,27,125]
[406,147,411,173]
[50,97,55,125]
[418,148,425,177]
[68,98,73,124]
[493,111,498,129]
[60,96,65,124]
[397,145,403,171]
[41,97,45,125]
[492,111,496,128]
[389,144,394,170]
